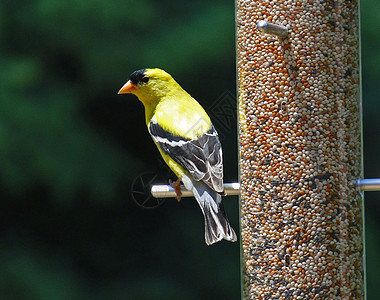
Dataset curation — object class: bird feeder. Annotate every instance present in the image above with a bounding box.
[236,0,365,299]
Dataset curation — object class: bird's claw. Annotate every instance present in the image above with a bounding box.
[169,178,182,202]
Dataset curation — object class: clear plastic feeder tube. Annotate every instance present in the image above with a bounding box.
[236,0,365,299]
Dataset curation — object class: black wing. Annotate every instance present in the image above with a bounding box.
[149,121,224,193]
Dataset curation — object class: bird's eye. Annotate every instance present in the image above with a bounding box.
[141,76,149,83]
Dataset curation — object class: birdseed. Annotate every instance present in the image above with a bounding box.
[236,0,364,299]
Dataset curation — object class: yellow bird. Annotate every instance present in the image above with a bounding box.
[118,68,237,245]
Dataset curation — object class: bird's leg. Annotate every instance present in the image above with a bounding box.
[169,178,182,202]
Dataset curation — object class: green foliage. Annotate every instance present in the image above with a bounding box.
[0,56,138,202]
[361,2,380,298]
[0,249,86,300]
[361,0,380,81]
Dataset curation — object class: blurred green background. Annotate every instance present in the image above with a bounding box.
[0,0,379,299]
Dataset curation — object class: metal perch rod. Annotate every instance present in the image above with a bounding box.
[151,182,241,198]
[256,20,289,39]
[356,178,380,191]
[151,179,380,198]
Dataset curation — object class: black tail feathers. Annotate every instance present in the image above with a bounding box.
[203,198,237,245]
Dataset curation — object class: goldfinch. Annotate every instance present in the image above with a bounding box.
[118,68,237,245]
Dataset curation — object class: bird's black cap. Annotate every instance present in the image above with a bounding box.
[129,69,148,84]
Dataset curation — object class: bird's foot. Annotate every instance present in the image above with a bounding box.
[169,178,182,202]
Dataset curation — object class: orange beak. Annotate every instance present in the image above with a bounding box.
[118,80,136,94]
